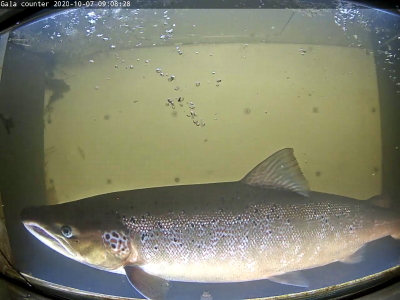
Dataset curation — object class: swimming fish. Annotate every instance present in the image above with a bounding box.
[20,148,400,300]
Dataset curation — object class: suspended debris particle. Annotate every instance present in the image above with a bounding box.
[188,110,196,118]
[196,81,200,87]
[200,291,213,300]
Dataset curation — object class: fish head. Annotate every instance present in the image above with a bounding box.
[21,203,137,273]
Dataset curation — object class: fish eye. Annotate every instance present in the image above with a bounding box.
[61,225,72,238]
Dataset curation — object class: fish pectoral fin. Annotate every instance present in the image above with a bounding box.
[268,270,309,288]
[124,265,170,300]
[240,148,310,197]
[340,245,366,264]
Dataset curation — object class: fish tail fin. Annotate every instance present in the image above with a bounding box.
[392,194,400,239]
[367,193,400,239]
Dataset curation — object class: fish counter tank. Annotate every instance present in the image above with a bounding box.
[0,0,400,299]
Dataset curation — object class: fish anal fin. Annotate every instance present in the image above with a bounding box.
[124,265,170,300]
[391,233,400,239]
[340,245,365,264]
[240,148,310,197]
[268,270,309,288]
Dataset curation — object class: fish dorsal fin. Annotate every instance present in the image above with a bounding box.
[124,265,170,300]
[240,148,310,197]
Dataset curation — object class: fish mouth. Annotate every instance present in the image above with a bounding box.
[23,221,77,258]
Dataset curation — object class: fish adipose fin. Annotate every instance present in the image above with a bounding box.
[340,245,366,264]
[240,148,310,197]
[367,194,392,209]
[124,265,170,300]
[268,270,309,287]
[367,194,400,239]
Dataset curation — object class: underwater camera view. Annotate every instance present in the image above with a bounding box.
[0,2,400,300]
